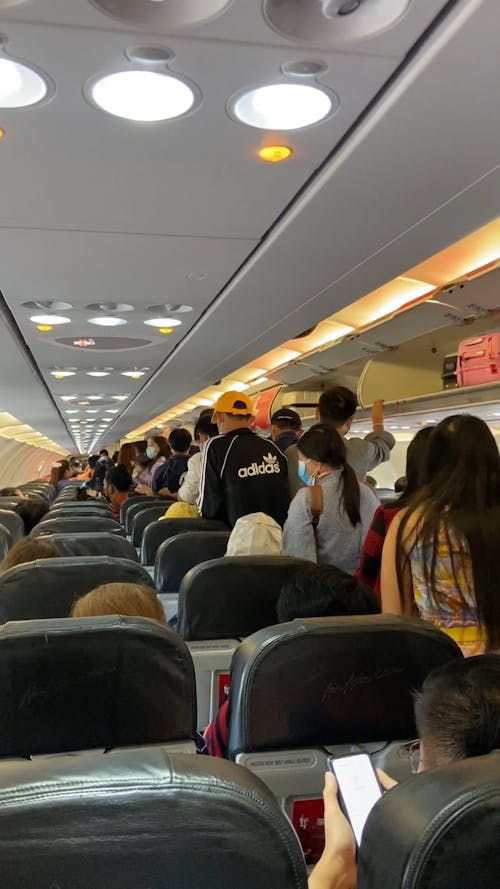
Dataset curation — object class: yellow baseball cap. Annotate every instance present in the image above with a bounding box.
[211,391,253,422]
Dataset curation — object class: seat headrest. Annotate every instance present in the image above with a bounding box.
[0,747,306,888]
[31,516,124,536]
[141,518,229,565]
[178,556,313,641]
[42,533,139,561]
[358,750,500,888]
[0,509,24,543]
[228,615,462,758]
[0,556,155,622]
[0,616,196,757]
[155,531,230,593]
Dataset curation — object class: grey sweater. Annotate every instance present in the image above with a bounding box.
[286,430,396,499]
[283,471,379,572]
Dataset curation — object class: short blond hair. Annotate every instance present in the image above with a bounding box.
[71,583,166,623]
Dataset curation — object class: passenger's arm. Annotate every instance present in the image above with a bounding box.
[361,400,396,470]
[198,439,224,520]
[282,490,317,562]
[309,773,356,889]
[354,505,386,593]
[380,509,414,615]
[177,454,201,505]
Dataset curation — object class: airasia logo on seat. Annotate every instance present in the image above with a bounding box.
[238,453,281,478]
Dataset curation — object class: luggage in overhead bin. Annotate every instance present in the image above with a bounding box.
[441,353,458,390]
[457,334,500,387]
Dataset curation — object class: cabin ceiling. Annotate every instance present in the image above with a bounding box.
[0,0,498,451]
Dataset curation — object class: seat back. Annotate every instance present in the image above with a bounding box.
[48,507,114,520]
[141,518,229,566]
[230,616,462,866]
[32,516,124,536]
[131,505,172,547]
[359,751,500,888]
[0,747,307,888]
[0,616,196,756]
[50,500,112,512]
[0,509,24,543]
[42,533,139,561]
[155,530,231,593]
[178,556,312,641]
[0,524,11,559]
[0,556,156,622]
[123,496,171,533]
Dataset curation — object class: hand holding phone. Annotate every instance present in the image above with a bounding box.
[328,754,382,846]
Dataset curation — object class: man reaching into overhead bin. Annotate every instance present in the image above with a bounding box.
[198,391,289,529]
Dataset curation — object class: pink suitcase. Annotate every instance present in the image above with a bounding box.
[457,334,500,387]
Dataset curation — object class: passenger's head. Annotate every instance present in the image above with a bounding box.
[270,408,302,442]
[168,428,192,455]
[111,450,119,463]
[88,455,100,472]
[194,415,218,451]
[298,423,361,527]
[226,512,283,557]
[277,564,380,621]
[71,582,166,623]
[211,391,254,435]
[99,449,109,458]
[117,443,137,473]
[0,538,60,572]
[0,487,25,498]
[398,415,500,650]
[400,425,434,501]
[317,386,358,435]
[104,464,132,505]
[365,476,377,491]
[394,476,407,494]
[15,498,49,533]
[146,435,171,462]
[414,655,500,772]
[49,460,71,487]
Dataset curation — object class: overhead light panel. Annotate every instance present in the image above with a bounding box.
[60,395,76,401]
[87,316,127,327]
[31,314,70,325]
[112,395,129,401]
[121,370,146,379]
[144,318,182,328]
[50,370,75,378]
[0,57,50,108]
[88,70,197,122]
[86,370,110,377]
[231,83,333,130]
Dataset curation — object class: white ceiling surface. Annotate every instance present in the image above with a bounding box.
[0,0,493,450]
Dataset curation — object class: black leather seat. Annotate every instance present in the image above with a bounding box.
[0,746,307,888]
[49,506,114,519]
[123,496,172,533]
[41,532,139,561]
[141,518,229,565]
[0,524,11,559]
[0,509,24,543]
[155,531,231,594]
[130,505,175,547]
[0,616,196,757]
[358,750,500,888]
[0,556,155,622]
[50,500,112,512]
[228,616,462,760]
[178,556,312,641]
[31,516,124,536]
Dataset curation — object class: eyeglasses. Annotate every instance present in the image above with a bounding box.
[398,739,421,774]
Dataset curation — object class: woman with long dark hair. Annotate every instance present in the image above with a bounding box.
[283,423,378,572]
[49,460,72,491]
[134,435,171,492]
[381,414,500,655]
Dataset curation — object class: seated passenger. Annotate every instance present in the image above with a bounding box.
[0,487,25,498]
[151,428,193,496]
[287,387,396,498]
[71,582,166,623]
[0,538,60,572]
[177,415,218,505]
[226,512,283,557]
[381,414,500,656]
[49,461,73,491]
[355,426,433,598]
[15,498,49,534]
[283,424,378,572]
[160,502,199,520]
[270,408,302,452]
[102,465,133,519]
[135,436,171,490]
[309,654,500,889]
[204,564,380,759]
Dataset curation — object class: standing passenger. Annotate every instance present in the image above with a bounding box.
[381,414,500,656]
[270,408,302,452]
[198,392,289,528]
[177,415,218,505]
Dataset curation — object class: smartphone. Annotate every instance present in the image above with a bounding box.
[327,753,382,846]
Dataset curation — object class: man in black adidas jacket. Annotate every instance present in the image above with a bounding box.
[198,391,289,529]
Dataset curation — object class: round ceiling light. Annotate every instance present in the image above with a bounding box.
[121,369,147,379]
[231,82,334,130]
[31,314,71,325]
[86,370,110,377]
[106,409,119,414]
[0,57,51,108]
[60,395,76,401]
[146,303,193,313]
[85,302,134,312]
[87,316,127,327]
[89,0,230,28]
[23,300,73,311]
[87,70,198,122]
[86,395,103,400]
[144,317,182,328]
[50,370,75,378]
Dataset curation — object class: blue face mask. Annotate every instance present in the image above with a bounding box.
[298,460,314,486]
[146,446,158,460]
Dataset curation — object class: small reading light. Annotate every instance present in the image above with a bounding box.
[258,145,292,163]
